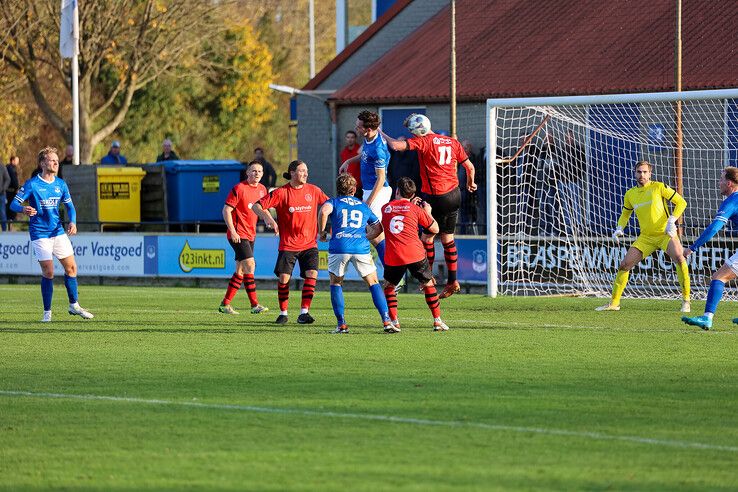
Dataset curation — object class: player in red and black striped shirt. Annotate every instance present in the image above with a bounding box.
[380,177,449,332]
[252,160,329,325]
[219,161,269,315]
[383,114,477,300]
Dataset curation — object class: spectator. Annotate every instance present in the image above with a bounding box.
[58,145,74,179]
[6,156,20,230]
[252,147,277,188]
[339,130,362,196]
[0,158,10,231]
[156,138,180,162]
[457,139,479,234]
[100,140,128,165]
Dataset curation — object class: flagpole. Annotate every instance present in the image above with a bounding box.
[72,0,80,165]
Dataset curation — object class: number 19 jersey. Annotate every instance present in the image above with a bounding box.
[327,196,378,255]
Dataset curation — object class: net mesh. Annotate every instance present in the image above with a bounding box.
[492,96,738,299]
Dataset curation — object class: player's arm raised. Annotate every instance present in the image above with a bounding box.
[421,201,440,235]
[380,131,409,152]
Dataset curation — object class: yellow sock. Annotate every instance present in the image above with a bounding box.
[611,269,629,306]
[676,260,690,301]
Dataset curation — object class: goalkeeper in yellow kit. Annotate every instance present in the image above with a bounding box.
[596,160,691,312]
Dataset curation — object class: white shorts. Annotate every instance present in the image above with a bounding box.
[33,235,74,262]
[363,186,393,219]
[726,250,738,275]
[328,253,376,278]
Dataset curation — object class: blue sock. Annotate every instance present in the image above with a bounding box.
[705,279,725,315]
[64,275,78,304]
[330,285,345,325]
[41,277,53,311]
[375,240,386,267]
[369,283,391,322]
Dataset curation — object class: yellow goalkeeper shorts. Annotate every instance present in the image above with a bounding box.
[631,234,671,257]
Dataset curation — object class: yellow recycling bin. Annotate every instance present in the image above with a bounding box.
[96,167,146,222]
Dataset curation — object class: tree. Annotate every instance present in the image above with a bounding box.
[0,0,229,163]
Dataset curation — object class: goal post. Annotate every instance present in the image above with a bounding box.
[486,88,738,298]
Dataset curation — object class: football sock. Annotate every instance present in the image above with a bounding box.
[278,282,290,312]
[330,285,345,325]
[369,282,391,322]
[375,240,386,267]
[243,273,259,307]
[442,240,458,284]
[676,261,690,301]
[301,277,317,310]
[41,276,53,311]
[384,285,398,321]
[223,273,244,305]
[64,274,78,304]
[424,241,435,268]
[423,285,441,318]
[705,279,725,315]
[611,269,629,306]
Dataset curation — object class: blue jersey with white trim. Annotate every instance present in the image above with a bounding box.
[13,175,75,240]
[327,196,379,255]
[690,191,738,251]
[360,134,390,190]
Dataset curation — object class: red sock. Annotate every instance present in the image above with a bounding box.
[223,274,244,304]
[442,240,458,284]
[423,285,441,318]
[243,274,258,307]
[278,282,289,312]
[301,277,317,310]
[424,241,435,268]
[384,285,398,321]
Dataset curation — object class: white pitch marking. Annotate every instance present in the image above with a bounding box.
[2,390,736,453]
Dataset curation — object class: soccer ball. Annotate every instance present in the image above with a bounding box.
[404,113,432,136]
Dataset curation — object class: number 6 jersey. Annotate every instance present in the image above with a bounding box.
[380,199,435,266]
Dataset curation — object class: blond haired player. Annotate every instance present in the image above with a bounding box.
[596,160,690,312]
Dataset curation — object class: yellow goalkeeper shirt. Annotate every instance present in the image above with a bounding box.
[617,181,687,236]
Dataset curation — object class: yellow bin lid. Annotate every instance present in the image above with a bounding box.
[97,167,146,176]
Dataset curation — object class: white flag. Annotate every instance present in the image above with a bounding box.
[60,0,76,59]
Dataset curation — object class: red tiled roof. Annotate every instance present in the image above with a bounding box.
[302,0,413,91]
[330,0,737,104]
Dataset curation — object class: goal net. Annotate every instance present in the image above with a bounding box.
[486,89,738,299]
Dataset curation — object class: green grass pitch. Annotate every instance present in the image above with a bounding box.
[1,284,737,491]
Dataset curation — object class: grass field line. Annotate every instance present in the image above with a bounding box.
[3,389,737,453]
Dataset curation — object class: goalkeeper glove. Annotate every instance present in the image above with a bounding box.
[665,216,678,237]
[612,227,624,241]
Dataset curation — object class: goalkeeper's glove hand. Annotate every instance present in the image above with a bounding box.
[665,216,678,237]
[612,227,624,241]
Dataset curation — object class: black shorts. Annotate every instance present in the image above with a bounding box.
[228,239,254,262]
[423,187,461,235]
[384,258,434,286]
[274,248,319,278]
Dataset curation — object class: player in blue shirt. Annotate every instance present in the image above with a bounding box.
[339,111,391,266]
[10,146,93,322]
[318,173,391,333]
[682,167,738,330]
